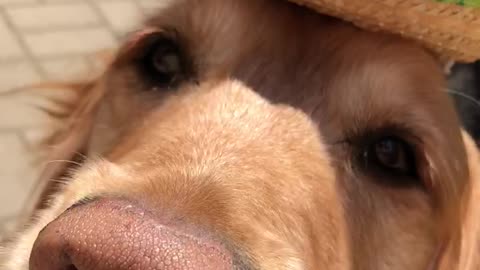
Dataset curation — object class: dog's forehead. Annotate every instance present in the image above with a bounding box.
[145,0,443,105]
[145,0,342,67]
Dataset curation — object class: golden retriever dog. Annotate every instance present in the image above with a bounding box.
[1,0,480,269]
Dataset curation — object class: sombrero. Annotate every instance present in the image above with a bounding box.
[289,0,480,62]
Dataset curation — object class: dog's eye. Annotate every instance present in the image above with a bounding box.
[140,36,188,88]
[362,137,417,179]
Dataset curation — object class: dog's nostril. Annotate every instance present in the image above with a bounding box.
[30,198,233,270]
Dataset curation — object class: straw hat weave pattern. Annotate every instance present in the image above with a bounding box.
[289,0,480,62]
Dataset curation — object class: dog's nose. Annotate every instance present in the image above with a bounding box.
[29,198,232,270]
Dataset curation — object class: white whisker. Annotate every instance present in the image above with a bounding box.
[45,159,83,167]
[446,89,480,109]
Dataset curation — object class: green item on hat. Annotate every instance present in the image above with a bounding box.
[436,0,480,7]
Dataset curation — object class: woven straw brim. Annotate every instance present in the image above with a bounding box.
[289,0,480,63]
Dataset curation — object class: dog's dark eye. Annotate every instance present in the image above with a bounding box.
[362,137,417,179]
[140,37,188,88]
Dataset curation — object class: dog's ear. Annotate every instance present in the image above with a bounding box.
[456,131,480,270]
[15,50,115,225]
[18,29,165,224]
[435,131,480,270]
[16,79,108,226]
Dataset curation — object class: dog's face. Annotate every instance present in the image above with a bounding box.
[1,0,475,269]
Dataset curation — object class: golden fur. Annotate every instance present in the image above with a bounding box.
[1,0,479,269]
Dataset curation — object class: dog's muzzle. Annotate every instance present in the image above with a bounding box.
[29,198,233,270]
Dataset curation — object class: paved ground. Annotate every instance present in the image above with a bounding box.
[0,0,167,239]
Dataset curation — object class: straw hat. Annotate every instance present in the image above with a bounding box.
[289,0,480,63]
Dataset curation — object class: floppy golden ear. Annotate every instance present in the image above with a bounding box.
[436,131,480,270]
[456,131,480,270]
[13,50,115,226]
[14,81,105,226]
[16,29,164,224]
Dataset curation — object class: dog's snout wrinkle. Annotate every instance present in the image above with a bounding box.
[29,198,233,270]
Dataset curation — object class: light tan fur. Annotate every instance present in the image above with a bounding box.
[1,0,478,269]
